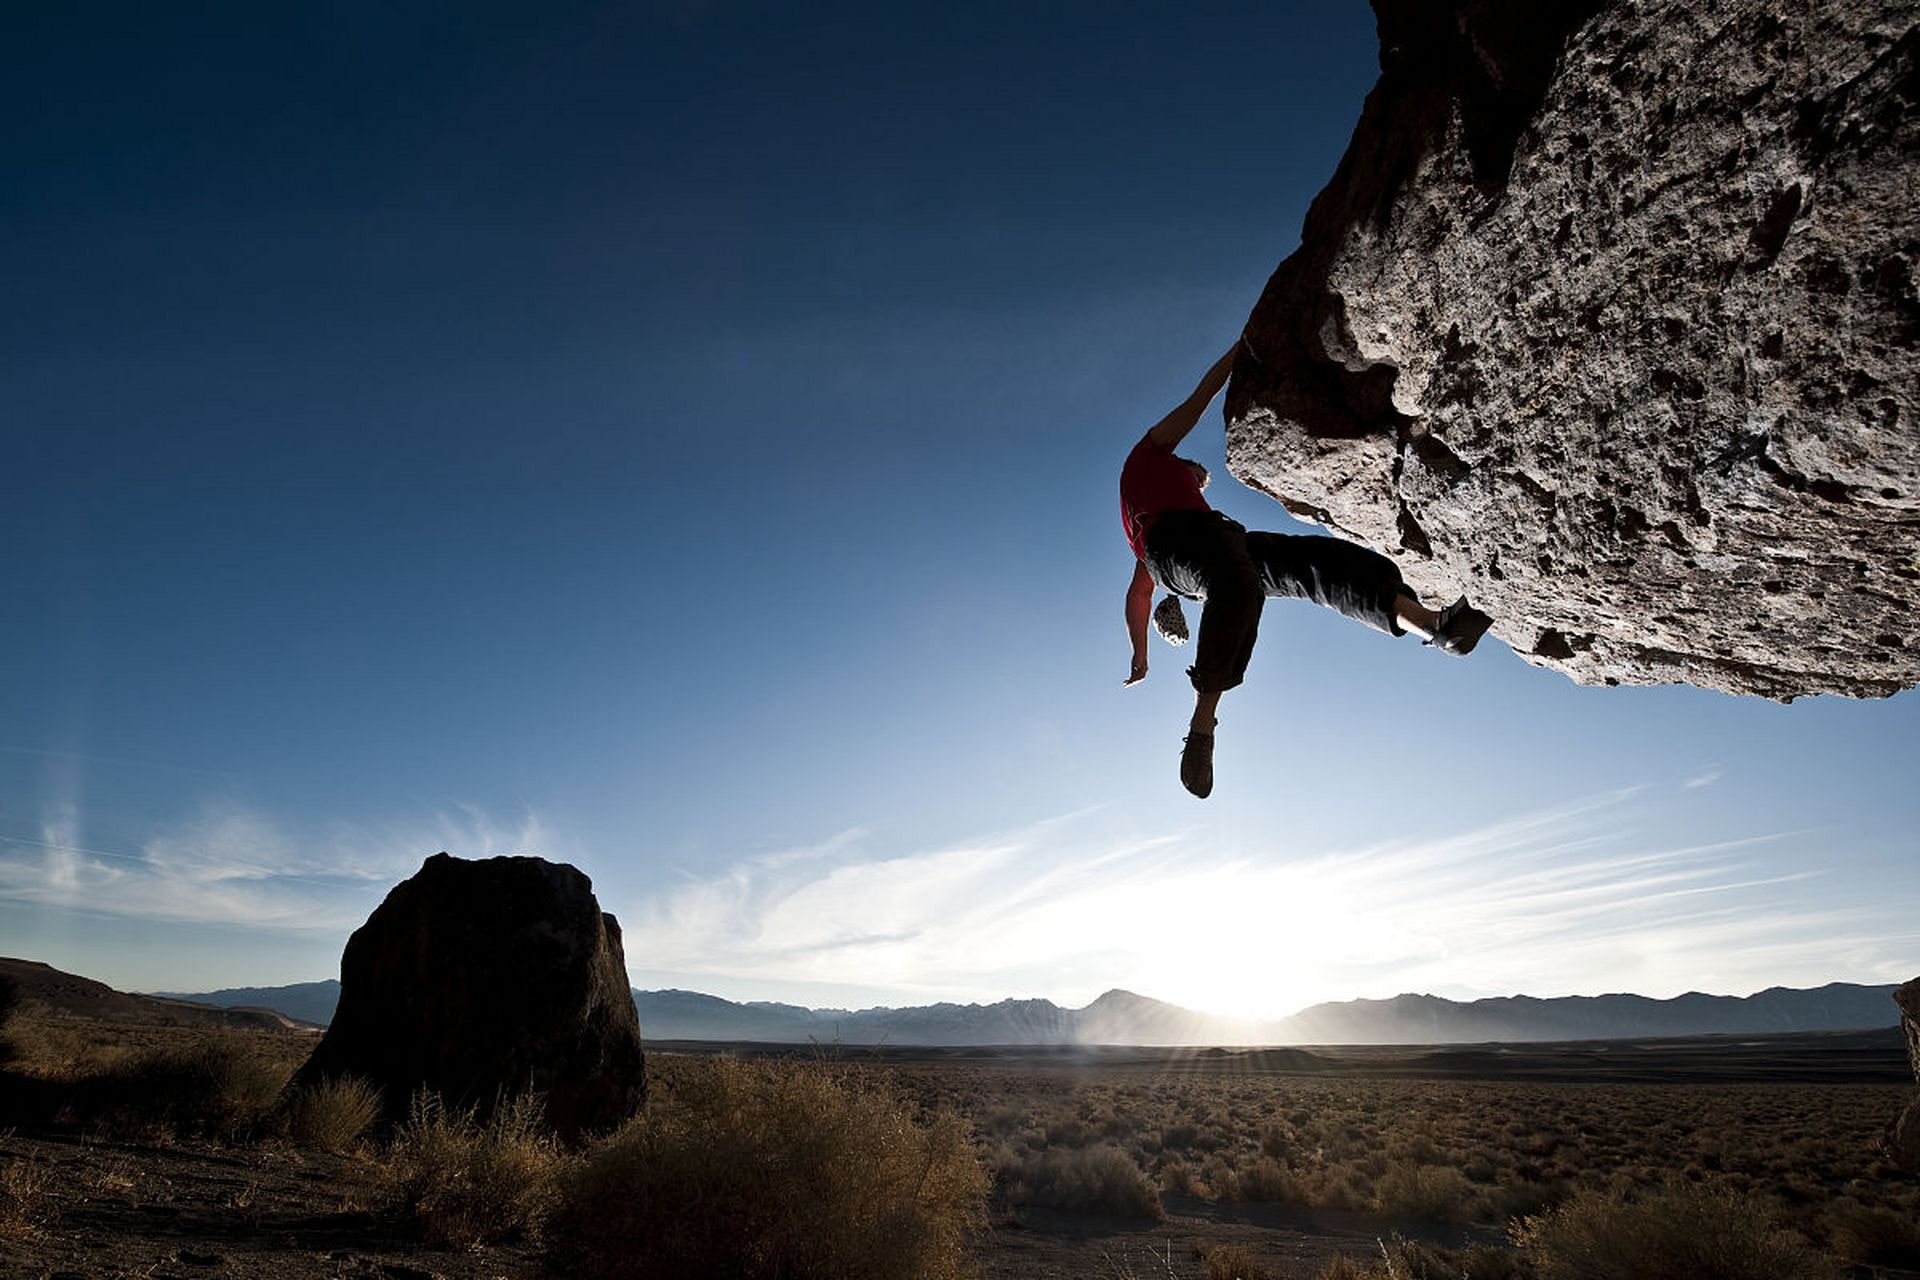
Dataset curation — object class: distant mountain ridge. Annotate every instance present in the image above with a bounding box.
[149,979,344,1029]
[166,975,1904,1046]
[2,958,313,1032]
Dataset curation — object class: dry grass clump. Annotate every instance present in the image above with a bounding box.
[1223,1155,1306,1205]
[1195,1240,1275,1280]
[78,1034,290,1140]
[545,1056,986,1280]
[383,1090,564,1248]
[1822,1197,1920,1267]
[0,1013,318,1143]
[1315,1239,1525,1280]
[1007,1144,1163,1219]
[0,1151,50,1241]
[1514,1182,1839,1280]
[1374,1160,1476,1221]
[281,1075,382,1154]
[2,1012,315,1083]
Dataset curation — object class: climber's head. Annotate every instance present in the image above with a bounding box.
[1151,594,1189,646]
[1178,457,1210,492]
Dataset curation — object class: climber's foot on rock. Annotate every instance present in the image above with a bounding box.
[1429,597,1493,656]
[1180,732,1214,799]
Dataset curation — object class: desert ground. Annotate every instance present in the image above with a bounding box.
[3,1015,1917,1279]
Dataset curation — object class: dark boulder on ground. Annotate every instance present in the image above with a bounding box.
[1228,0,1918,699]
[294,853,644,1139]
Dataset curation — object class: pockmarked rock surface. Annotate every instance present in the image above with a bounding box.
[294,853,645,1139]
[1227,0,1918,698]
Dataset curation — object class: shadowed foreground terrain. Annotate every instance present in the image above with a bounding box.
[3,1009,1916,1279]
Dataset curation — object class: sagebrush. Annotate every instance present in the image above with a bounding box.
[78,1035,289,1140]
[282,1075,382,1154]
[1515,1182,1839,1280]
[384,1090,564,1248]
[546,1056,987,1280]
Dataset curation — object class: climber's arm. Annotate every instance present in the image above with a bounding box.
[1124,560,1154,685]
[1144,345,1238,448]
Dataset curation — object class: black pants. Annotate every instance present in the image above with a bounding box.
[1142,509,1410,694]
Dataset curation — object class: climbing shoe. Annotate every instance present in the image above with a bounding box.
[1180,732,1214,799]
[1429,597,1493,656]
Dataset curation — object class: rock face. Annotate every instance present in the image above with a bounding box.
[1228,0,1918,698]
[1899,978,1920,1079]
[295,853,644,1139]
[1893,977,1920,1169]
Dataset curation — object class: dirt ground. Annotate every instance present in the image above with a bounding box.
[0,1125,1494,1280]
[3,1029,1916,1279]
[0,1131,540,1280]
[977,1197,1496,1279]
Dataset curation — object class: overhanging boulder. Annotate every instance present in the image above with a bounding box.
[1228,0,1918,698]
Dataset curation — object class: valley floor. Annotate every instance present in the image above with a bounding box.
[3,1029,1916,1279]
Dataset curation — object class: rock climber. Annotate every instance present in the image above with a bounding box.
[1122,342,1493,798]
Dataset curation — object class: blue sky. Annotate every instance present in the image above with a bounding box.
[3,1,1915,1019]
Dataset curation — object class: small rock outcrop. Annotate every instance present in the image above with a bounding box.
[295,853,644,1139]
[1892,977,1920,1170]
[1228,0,1918,698]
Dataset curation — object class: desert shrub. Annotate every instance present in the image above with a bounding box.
[1443,1243,1530,1280]
[1161,1122,1200,1150]
[1823,1198,1920,1267]
[1227,1156,1304,1204]
[1197,1153,1236,1200]
[81,1034,289,1139]
[1197,1241,1275,1280]
[1159,1157,1195,1195]
[1008,1144,1162,1220]
[984,1104,1028,1136]
[1315,1238,1524,1280]
[545,1057,986,1280]
[1487,1175,1565,1222]
[384,1090,564,1248]
[1515,1182,1839,1280]
[1045,1113,1090,1146]
[0,1015,129,1084]
[282,1075,382,1154]
[1375,1161,1474,1221]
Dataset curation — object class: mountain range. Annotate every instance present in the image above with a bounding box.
[161,977,1905,1046]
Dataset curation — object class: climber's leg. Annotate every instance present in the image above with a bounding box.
[1183,525,1264,703]
[1394,594,1441,640]
[1144,511,1264,799]
[1245,531,1417,636]
[1144,512,1266,695]
[1244,530,1491,654]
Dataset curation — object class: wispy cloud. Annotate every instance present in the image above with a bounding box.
[0,801,557,932]
[624,792,1916,1018]
[6,787,1909,1016]
[1684,766,1725,789]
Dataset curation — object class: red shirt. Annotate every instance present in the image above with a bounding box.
[1120,432,1209,560]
